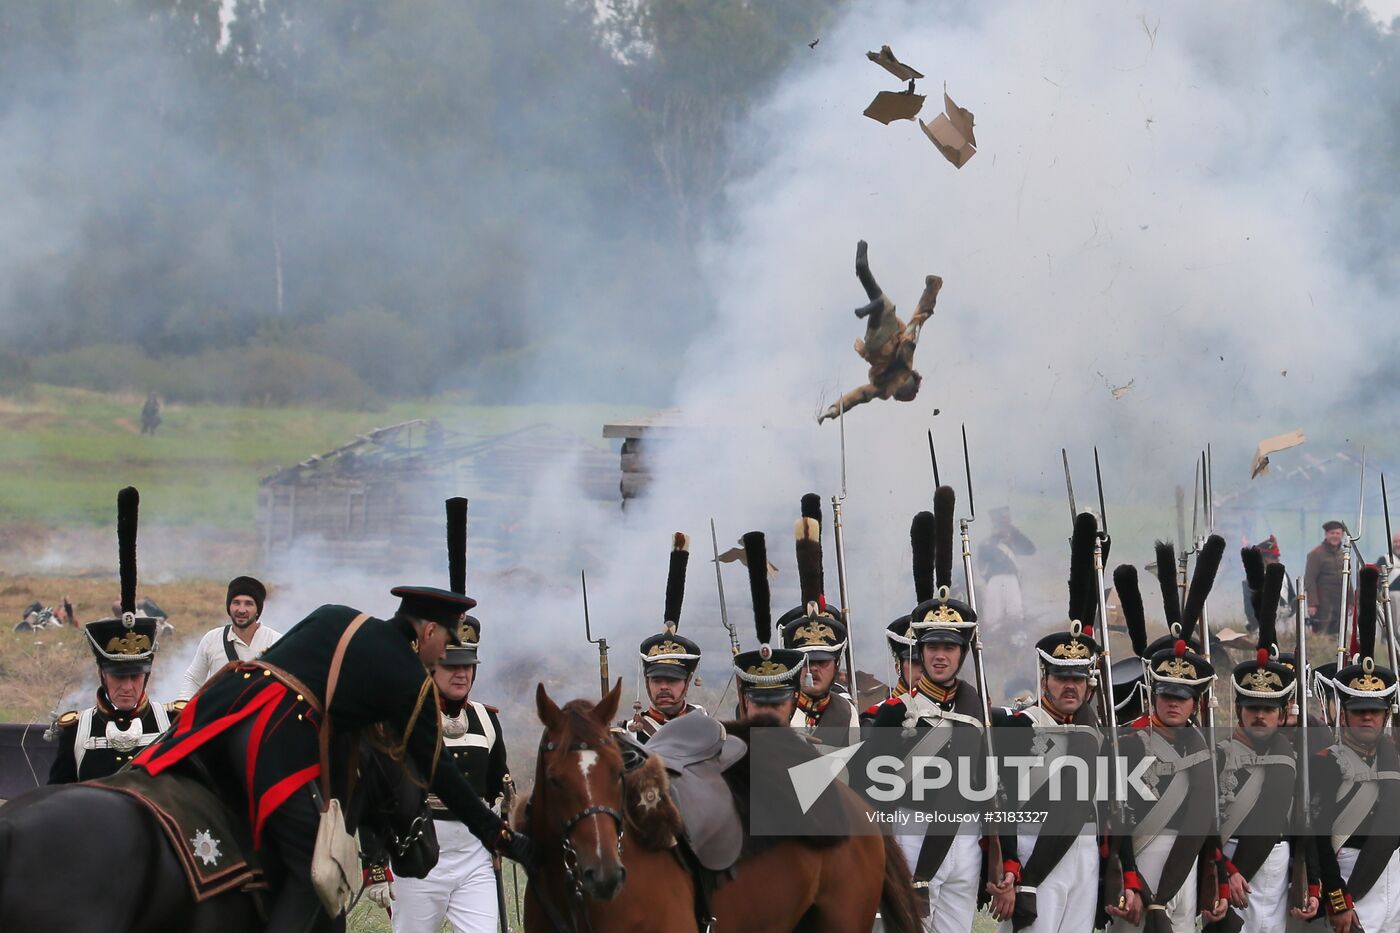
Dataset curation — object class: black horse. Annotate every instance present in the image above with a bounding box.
[0,736,434,933]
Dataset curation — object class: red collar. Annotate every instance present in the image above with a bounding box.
[797,692,831,715]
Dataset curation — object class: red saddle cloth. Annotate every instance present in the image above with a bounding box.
[89,767,266,902]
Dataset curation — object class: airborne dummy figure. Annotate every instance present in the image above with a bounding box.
[818,240,942,424]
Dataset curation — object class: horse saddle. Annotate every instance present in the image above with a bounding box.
[88,767,266,901]
[638,715,747,872]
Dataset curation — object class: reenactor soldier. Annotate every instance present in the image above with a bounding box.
[386,498,512,933]
[49,487,183,784]
[867,490,1015,932]
[860,616,918,727]
[994,512,1130,932]
[1110,536,1229,931]
[732,531,808,726]
[1207,550,1319,932]
[779,494,856,746]
[1311,565,1400,933]
[627,533,705,741]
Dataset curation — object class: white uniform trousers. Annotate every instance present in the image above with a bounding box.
[994,831,1098,933]
[1108,834,1197,932]
[1220,839,1288,933]
[981,575,1024,627]
[897,823,983,933]
[1337,846,1400,933]
[392,820,499,933]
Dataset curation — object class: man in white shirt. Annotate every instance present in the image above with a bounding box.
[177,575,281,699]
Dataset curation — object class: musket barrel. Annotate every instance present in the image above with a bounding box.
[831,496,857,692]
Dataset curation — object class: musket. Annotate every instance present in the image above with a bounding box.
[1383,474,1399,729]
[1198,449,1222,847]
[832,399,857,690]
[957,425,1004,875]
[1290,573,1312,910]
[581,570,609,700]
[1089,450,1126,909]
[1337,450,1366,670]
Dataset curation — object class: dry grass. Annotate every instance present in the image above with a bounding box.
[0,573,227,719]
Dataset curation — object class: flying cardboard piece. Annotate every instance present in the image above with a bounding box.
[1212,628,1256,650]
[1250,429,1306,479]
[920,90,977,168]
[1111,379,1136,400]
[716,545,779,577]
[866,45,924,81]
[864,90,926,124]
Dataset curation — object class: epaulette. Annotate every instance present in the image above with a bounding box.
[55,710,79,729]
[1129,714,1152,730]
[883,695,905,705]
[483,704,499,715]
[168,699,189,714]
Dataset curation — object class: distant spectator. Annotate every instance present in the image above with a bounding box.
[1304,520,1347,634]
[1241,535,1296,631]
[140,392,161,435]
[178,576,281,699]
[977,506,1036,630]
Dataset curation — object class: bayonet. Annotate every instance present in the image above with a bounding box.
[581,570,609,700]
[1094,446,1109,536]
[928,429,941,489]
[962,424,976,521]
[710,519,737,656]
[1062,448,1078,526]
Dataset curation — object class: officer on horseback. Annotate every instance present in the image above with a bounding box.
[49,487,183,785]
[132,585,533,932]
[626,533,706,741]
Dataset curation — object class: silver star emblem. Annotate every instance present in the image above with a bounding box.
[190,829,222,867]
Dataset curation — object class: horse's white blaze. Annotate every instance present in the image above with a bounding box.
[572,750,607,862]
[577,749,599,780]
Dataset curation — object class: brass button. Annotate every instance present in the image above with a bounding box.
[296,694,304,702]
[244,673,252,679]
[263,670,271,677]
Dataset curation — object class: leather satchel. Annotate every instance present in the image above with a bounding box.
[309,613,369,916]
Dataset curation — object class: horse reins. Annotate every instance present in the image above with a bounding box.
[530,734,626,933]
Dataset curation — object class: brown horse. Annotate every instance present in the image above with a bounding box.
[523,682,920,933]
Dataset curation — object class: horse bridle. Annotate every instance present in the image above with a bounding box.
[532,734,626,933]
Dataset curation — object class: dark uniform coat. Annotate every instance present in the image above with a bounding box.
[432,699,508,816]
[1304,542,1345,631]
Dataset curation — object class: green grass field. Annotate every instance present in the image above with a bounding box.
[0,386,642,531]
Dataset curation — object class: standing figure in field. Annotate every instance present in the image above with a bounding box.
[140,392,161,435]
[818,240,942,424]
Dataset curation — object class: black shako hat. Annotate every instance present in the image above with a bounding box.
[732,531,805,704]
[85,487,159,676]
[639,532,701,679]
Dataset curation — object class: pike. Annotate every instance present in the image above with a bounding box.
[955,425,1005,879]
[832,398,858,689]
[1383,474,1400,727]
[1290,572,1312,910]
[1336,449,1366,670]
[581,569,609,700]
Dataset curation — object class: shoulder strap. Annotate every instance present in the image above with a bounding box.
[222,625,239,662]
[319,613,370,807]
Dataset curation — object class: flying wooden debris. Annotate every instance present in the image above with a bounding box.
[1249,428,1306,479]
[1111,379,1135,400]
[864,88,926,124]
[920,90,977,168]
[866,45,924,81]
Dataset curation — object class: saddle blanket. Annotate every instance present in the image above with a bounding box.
[89,768,266,901]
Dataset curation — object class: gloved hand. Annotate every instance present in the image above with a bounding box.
[495,826,535,872]
[362,865,395,913]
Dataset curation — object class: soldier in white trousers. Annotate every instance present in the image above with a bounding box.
[390,613,510,933]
